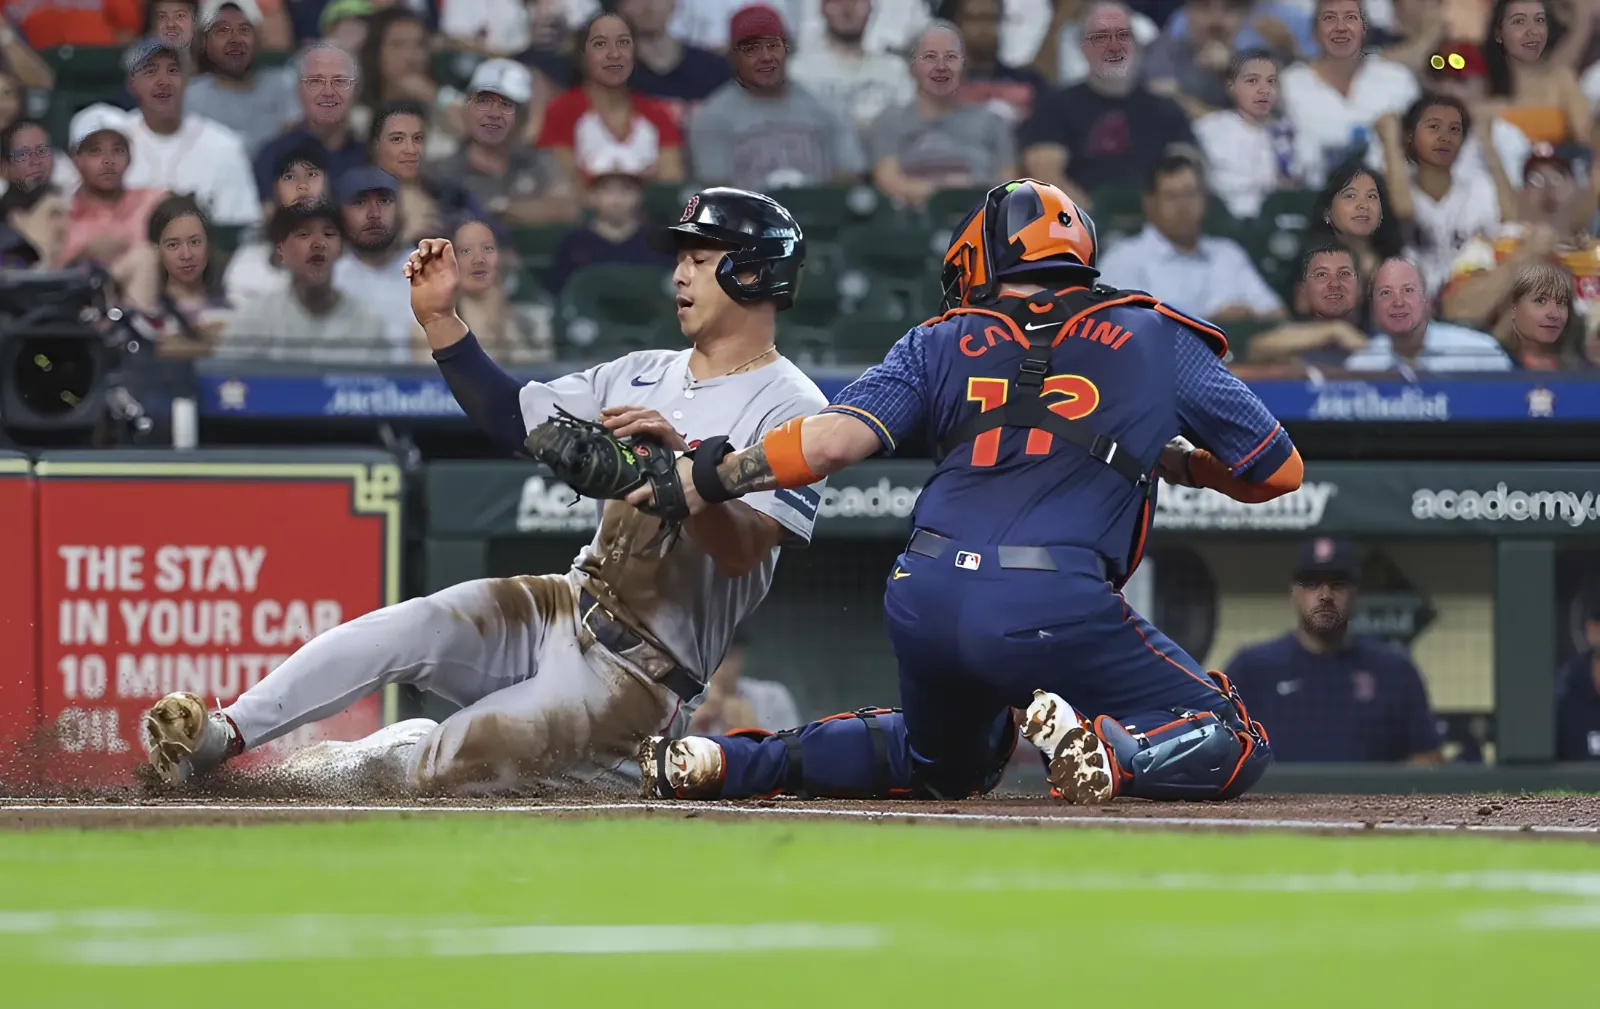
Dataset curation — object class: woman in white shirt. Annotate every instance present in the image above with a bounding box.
[1377,94,1507,295]
[1196,50,1319,219]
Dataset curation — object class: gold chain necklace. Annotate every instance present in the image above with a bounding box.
[684,345,777,390]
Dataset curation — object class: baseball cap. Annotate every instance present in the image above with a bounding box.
[124,37,184,75]
[68,104,132,154]
[1295,538,1361,583]
[199,0,263,26]
[467,59,533,105]
[335,165,398,204]
[729,3,787,46]
[320,0,373,34]
[1429,42,1487,78]
[268,200,343,244]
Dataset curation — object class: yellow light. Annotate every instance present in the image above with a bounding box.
[1431,54,1445,70]
[1449,53,1466,70]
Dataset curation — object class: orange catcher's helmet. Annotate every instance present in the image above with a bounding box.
[940,179,1099,310]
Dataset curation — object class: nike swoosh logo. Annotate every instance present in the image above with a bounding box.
[892,567,910,580]
[1023,322,1056,332]
[630,376,661,386]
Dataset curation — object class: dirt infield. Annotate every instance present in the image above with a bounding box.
[3,792,1599,837]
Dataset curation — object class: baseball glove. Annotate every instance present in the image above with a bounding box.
[524,408,690,522]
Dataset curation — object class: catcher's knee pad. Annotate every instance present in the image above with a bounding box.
[1098,674,1272,802]
[908,708,1020,801]
[776,708,916,799]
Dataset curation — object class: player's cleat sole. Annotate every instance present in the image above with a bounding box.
[1021,689,1115,804]
[142,692,240,785]
[637,735,724,799]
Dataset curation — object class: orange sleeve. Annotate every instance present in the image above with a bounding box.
[1187,447,1303,504]
[761,417,822,489]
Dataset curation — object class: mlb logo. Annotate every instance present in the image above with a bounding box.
[955,551,982,571]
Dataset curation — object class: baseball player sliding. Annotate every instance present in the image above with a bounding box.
[623,180,1296,805]
[141,188,826,794]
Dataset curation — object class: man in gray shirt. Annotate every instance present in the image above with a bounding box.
[688,4,865,190]
[223,201,386,364]
[185,2,299,156]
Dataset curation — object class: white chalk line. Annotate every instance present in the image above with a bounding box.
[1,800,1598,836]
[951,870,1600,898]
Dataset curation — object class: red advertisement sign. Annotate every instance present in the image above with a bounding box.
[0,458,37,789]
[33,460,401,788]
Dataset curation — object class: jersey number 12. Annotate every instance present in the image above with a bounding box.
[965,374,1101,467]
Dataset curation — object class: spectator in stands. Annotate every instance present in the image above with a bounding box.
[1248,244,1371,363]
[1404,43,1530,190]
[353,8,464,163]
[544,171,669,295]
[671,0,801,51]
[688,634,802,734]
[453,218,549,363]
[1031,0,1160,87]
[1556,598,1600,760]
[1507,260,1585,368]
[1196,50,1318,219]
[1442,145,1597,341]
[0,182,66,269]
[1299,160,1406,310]
[1096,155,1284,322]
[427,60,576,228]
[617,0,731,105]
[1018,1,1195,209]
[1280,0,1419,184]
[186,1,301,157]
[790,0,914,135]
[941,0,1046,125]
[207,0,291,51]
[139,193,230,357]
[319,0,373,55]
[538,12,685,186]
[0,18,56,90]
[1376,96,1504,297]
[253,43,370,205]
[331,165,421,361]
[145,0,199,72]
[439,0,533,57]
[0,119,78,198]
[223,141,326,303]
[9,0,140,48]
[1144,0,1257,119]
[1484,0,1589,147]
[59,107,163,313]
[369,100,498,249]
[1224,538,1444,764]
[223,201,387,363]
[689,4,865,189]
[118,40,258,226]
[1343,257,1512,371]
[868,21,1013,209]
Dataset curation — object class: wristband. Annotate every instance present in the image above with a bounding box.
[690,436,736,504]
[763,417,821,489]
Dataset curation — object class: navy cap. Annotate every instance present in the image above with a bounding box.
[1295,537,1360,582]
[335,165,398,204]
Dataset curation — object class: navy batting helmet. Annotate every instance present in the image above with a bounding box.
[661,187,806,311]
[941,179,1099,311]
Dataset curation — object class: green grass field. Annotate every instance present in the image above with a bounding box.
[1,815,1593,1007]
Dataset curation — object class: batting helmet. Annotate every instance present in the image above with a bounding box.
[941,179,1099,311]
[661,187,806,311]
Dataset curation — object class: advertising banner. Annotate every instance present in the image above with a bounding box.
[0,454,36,788]
[29,454,402,789]
[430,460,1600,541]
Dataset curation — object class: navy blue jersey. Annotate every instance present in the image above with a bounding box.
[824,293,1293,564]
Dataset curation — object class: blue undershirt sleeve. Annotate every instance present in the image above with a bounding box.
[432,332,528,456]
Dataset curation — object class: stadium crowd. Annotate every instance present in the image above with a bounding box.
[0,0,1597,369]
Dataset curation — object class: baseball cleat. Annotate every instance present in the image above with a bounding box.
[637,735,724,799]
[1021,690,1115,804]
[142,692,241,784]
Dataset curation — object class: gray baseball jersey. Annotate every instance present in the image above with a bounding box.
[518,348,829,679]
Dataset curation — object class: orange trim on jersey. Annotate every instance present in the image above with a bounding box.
[922,305,1029,345]
[1051,295,1148,348]
[1231,422,1284,472]
[822,404,895,451]
[1124,496,1152,584]
[1120,596,1224,697]
[1189,446,1303,504]
[1154,303,1230,358]
[763,417,822,489]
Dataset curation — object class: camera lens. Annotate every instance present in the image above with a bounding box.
[11,336,96,416]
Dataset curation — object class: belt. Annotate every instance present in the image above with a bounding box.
[579,590,704,703]
[907,529,1110,580]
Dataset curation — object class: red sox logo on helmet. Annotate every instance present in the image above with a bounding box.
[680,195,699,222]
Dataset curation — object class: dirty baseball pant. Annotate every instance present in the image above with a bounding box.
[703,543,1268,801]
[224,571,688,793]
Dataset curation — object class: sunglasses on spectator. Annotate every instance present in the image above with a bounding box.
[301,76,356,92]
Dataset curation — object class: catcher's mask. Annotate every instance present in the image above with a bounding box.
[940,179,1099,311]
[661,187,807,311]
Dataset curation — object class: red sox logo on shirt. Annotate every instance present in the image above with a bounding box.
[680,195,699,222]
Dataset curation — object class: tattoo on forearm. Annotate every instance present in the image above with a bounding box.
[719,446,778,496]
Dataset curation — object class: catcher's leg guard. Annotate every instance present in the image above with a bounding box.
[1093,672,1272,801]
[659,709,917,800]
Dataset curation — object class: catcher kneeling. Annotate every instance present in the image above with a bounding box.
[142,188,828,794]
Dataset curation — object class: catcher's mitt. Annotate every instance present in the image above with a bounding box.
[524,408,690,522]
